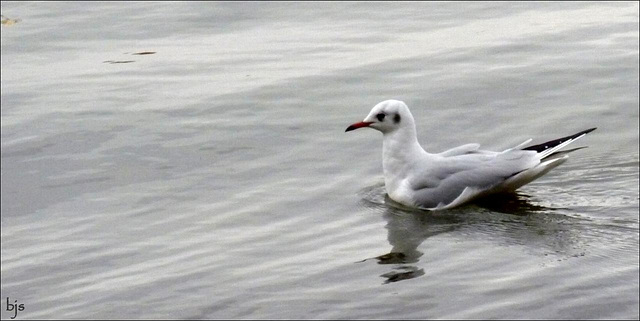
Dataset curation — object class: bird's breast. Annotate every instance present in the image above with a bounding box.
[386,178,417,208]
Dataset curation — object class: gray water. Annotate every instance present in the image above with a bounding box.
[1,2,639,319]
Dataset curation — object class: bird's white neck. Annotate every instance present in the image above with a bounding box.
[381,123,426,187]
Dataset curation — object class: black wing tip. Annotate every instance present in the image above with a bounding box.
[523,127,597,153]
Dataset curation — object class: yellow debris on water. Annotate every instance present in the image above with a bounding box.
[1,15,21,26]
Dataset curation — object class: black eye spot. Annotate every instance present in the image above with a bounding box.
[376,113,385,121]
[393,113,401,124]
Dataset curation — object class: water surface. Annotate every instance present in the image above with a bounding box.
[1,2,638,319]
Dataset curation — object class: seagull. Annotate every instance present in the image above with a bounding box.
[345,99,596,210]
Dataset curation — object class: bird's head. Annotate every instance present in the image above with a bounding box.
[345,100,414,134]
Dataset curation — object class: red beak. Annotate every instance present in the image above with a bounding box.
[345,121,373,132]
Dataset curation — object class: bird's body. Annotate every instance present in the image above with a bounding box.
[346,100,595,210]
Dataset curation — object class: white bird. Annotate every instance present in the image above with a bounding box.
[345,100,596,210]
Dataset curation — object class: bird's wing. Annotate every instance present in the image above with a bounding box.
[410,149,539,209]
[409,128,595,210]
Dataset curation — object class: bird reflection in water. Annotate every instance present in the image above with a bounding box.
[474,192,554,215]
[360,190,552,284]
